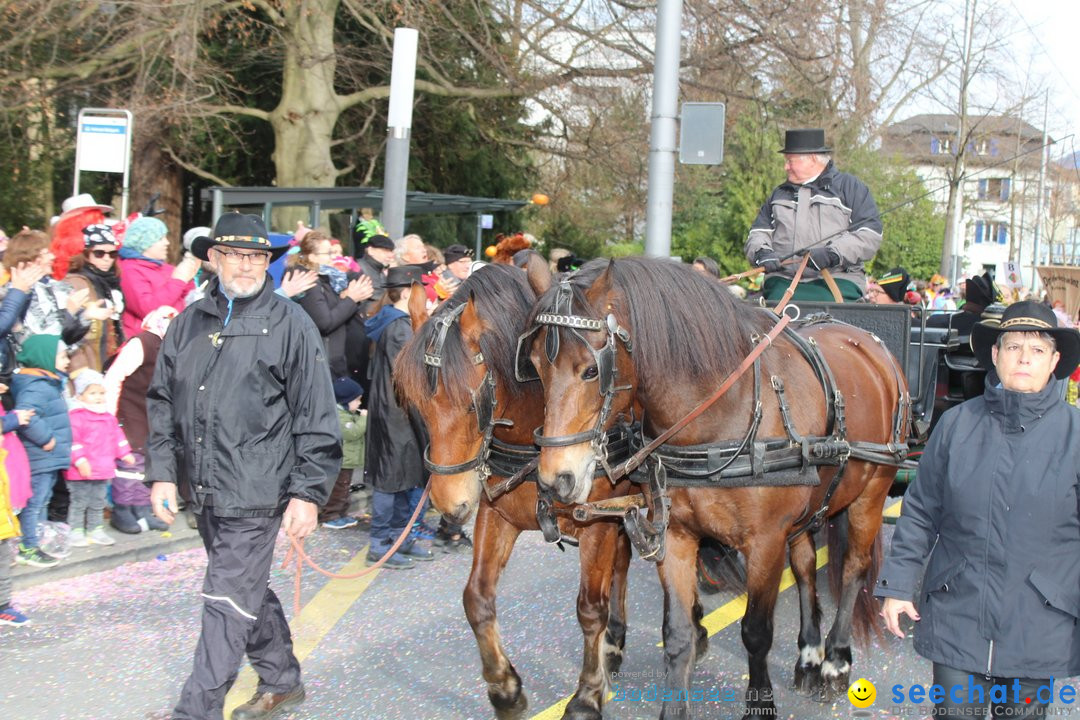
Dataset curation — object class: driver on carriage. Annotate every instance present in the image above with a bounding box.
[746,128,883,303]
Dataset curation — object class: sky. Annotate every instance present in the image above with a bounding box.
[977,0,1078,159]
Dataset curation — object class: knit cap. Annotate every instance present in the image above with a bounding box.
[16,334,62,373]
[73,369,106,396]
[333,377,364,405]
[123,216,168,256]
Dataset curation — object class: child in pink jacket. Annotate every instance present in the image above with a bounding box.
[65,370,134,547]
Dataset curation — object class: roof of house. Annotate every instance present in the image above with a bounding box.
[884,114,1045,141]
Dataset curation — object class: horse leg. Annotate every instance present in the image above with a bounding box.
[462,501,527,719]
[563,520,621,720]
[604,529,631,675]
[821,484,889,701]
[657,528,700,720]
[740,531,788,718]
[788,532,825,699]
[693,592,709,662]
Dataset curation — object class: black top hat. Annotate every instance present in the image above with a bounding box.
[778,129,832,154]
[191,213,290,262]
[970,300,1080,380]
[384,264,423,288]
[443,244,473,265]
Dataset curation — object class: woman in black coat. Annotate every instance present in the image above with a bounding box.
[282,231,372,379]
[878,301,1080,718]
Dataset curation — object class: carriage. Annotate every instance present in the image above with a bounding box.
[394,257,1002,720]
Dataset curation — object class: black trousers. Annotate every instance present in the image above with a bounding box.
[173,511,301,720]
[932,662,1050,718]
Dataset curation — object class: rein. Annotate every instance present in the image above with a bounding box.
[607,255,811,483]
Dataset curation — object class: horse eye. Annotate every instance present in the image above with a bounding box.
[582,365,599,381]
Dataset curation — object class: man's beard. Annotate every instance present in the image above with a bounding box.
[221,274,266,299]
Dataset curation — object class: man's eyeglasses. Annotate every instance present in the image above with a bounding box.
[215,248,271,267]
[90,249,119,259]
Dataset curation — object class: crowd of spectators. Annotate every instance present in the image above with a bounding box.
[0,197,499,627]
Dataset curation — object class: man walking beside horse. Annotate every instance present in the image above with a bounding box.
[746,128,883,302]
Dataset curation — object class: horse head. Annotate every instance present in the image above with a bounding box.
[396,264,545,523]
[525,259,637,504]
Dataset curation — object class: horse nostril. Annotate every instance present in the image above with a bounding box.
[555,472,576,501]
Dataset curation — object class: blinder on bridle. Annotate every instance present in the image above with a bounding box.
[421,303,507,480]
[516,279,634,478]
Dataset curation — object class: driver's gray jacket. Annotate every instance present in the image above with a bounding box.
[745,161,882,290]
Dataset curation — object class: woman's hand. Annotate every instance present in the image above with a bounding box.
[343,275,373,303]
[880,597,920,639]
[172,253,200,282]
[9,262,46,292]
[280,269,318,298]
[66,288,90,314]
[82,299,112,321]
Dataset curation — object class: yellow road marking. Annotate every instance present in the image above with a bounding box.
[882,497,903,518]
[223,544,378,716]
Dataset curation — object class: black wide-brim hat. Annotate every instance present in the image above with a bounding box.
[384,264,424,288]
[778,128,831,154]
[190,213,290,263]
[970,300,1080,379]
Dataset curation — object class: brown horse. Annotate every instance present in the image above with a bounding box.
[523,257,908,718]
[395,262,643,720]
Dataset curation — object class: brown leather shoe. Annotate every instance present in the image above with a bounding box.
[230,684,305,719]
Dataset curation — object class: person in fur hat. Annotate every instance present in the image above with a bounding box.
[490,232,532,265]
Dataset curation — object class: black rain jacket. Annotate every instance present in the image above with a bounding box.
[145,276,342,517]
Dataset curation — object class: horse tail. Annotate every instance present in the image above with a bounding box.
[826,508,884,647]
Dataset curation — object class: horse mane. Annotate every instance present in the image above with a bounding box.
[396,263,535,408]
[531,257,768,383]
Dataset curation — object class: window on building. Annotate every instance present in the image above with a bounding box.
[931,136,953,154]
[976,178,1010,202]
[973,221,1009,245]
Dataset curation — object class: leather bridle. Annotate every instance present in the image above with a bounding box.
[421,303,511,497]
[516,279,634,479]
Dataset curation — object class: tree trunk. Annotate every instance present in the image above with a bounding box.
[131,123,184,259]
[271,0,343,190]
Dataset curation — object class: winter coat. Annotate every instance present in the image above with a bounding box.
[1,409,31,508]
[0,287,30,382]
[745,160,883,291]
[145,276,341,517]
[0,447,18,541]
[289,271,362,379]
[337,406,365,471]
[106,330,162,454]
[15,278,90,349]
[354,254,387,314]
[11,369,72,473]
[118,257,192,340]
[65,406,131,481]
[363,308,427,493]
[876,372,1080,678]
[66,271,125,373]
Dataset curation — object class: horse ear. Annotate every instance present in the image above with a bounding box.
[525,253,551,296]
[585,259,616,303]
[459,292,486,345]
[408,282,428,331]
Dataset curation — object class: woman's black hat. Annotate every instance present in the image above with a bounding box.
[191,213,290,262]
[778,129,831,154]
[970,300,1080,379]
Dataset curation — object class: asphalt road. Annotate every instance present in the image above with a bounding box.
[3,511,1079,720]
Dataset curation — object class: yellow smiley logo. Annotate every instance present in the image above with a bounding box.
[847,678,876,708]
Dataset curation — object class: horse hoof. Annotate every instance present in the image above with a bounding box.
[491,690,528,720]
[791,663,826,700]
[562,696,602,720]
[695,626,709,661]
[605,647,625,674]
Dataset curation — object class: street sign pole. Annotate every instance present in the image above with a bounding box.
[74,108,133,217]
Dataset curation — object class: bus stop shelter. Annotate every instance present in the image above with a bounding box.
[200,186,528,256]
